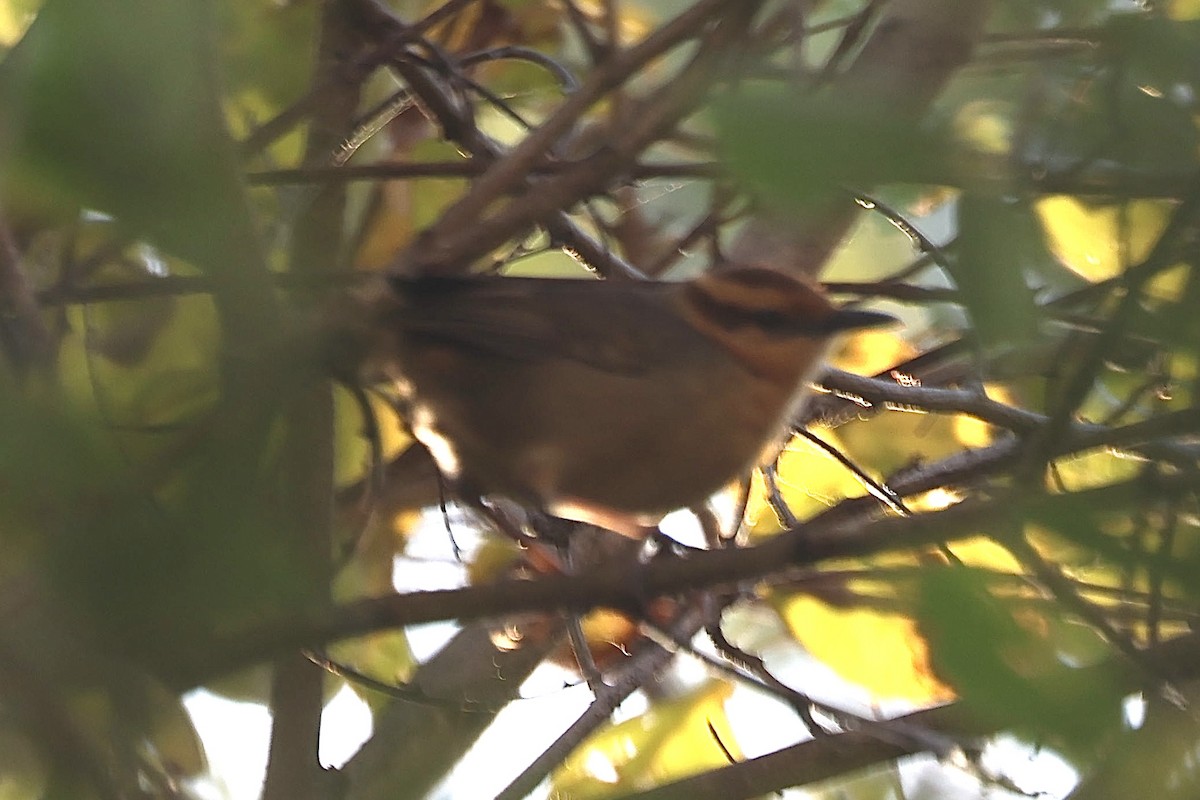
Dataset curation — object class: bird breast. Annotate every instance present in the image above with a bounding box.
[390,320,802,519]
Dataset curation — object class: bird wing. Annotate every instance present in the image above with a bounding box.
[387,276,697,375]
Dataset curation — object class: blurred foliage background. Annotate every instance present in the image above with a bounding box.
[2,1,1200,799]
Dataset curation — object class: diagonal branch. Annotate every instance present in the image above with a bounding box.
[399,0,756,275]
[182,472,1194,684]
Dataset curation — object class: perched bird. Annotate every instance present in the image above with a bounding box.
[358,266,894,533]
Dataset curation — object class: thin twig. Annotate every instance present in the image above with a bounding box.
[795,427,910,516]
[1020,180,1200,473]
[304,649,500,712]
[648,621,965,758]
[999,532,1170,683]
[403,0,751,274]
[247,159,720,186]
[495,605,706,800]
[459,45,579,91]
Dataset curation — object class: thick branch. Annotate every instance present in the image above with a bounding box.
[179,473,1189,685]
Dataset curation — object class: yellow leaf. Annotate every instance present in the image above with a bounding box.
[951,383,1013,449]
[778,594,954,703]
[353,140,469,271]
[745,431,869,535]
[943,537,1023,572]
[326,629,416,708]
[0,0,38,48]
[954,99,1013,155]
[553,681,739,799]
[59,291,221,428]
[836,406,970,480]
[567,0,655,45]
[502,248,598,278]
[1036,196,1184,297]
[831,328,914,377]
[1048,447,1141,492]
[332,386,411,489]
[1169,0,1200,18]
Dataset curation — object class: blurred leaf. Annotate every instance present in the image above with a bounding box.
[552,681,739,800]
[0,0,264,278]
[0,380,127,550]
[1170,0,1200,19]
[991,0,1122,28]
[945,537,1025,572]
[1017,19,1200,180]
[831,328,917,377]
[715,87,947,209]
[953,195,1041,348]
[1109,84,1200,173]
[1087,85,1195,178]
[952,386,1010,450]
[917,567,1125,752]
[835,409,971,485]
[0,721,47,800]
[55,282,222,480]
[1049,448,1142,493]
[809,765,911,800]
[1022,490,1134,562]
[822,203,947,285]
[549,0,654,45]
[135,681,209,779]
[327,631,416,712]
[501,248,597,278]
[329,516,417,708]
[1035,197,1180,293]
[0,0,37,47]
[953,98,1014,156]
[1102,14,1200,89]
[0,382,320,676]
[0,383,218,665]
[777,540,1037,706]
[1071,681,1200,800]
[215,0,317,113]
[332,386,414,492]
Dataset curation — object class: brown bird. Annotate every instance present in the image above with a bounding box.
[361,266,894,534]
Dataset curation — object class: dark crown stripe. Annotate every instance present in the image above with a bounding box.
[686,281,836,336]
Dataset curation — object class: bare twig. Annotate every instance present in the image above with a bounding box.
[617,631,1200,800]
[1020,181,1200,473]
[495,605,707,800]
[401,0,754,275]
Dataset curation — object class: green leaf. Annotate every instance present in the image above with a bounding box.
[1103,14,1200,89]
[953,195,1042,349]
[0,0,264,277]
[714,87,947,209]
[917,567,1124,753]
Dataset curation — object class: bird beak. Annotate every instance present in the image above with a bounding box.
[823,307,898,333]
